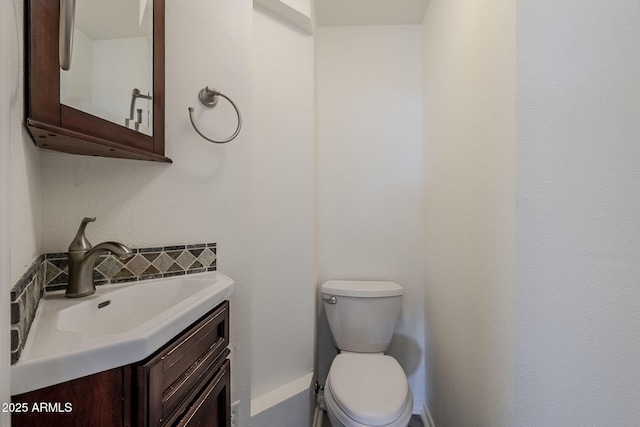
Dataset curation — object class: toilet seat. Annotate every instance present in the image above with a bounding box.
[325,353,413,427]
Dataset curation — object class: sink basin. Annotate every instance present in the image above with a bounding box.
[57,278,215,335]
[11,271,234,395]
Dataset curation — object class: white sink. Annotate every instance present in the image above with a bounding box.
[57,278,215,335]
[11,271,234,395]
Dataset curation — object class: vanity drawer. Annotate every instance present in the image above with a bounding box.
[138,300,229,426]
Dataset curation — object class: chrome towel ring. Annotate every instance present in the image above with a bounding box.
[188,87,242,144]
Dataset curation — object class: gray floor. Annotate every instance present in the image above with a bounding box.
[322,411,424,427]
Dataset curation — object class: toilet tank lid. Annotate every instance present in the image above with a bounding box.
[321,280,402,297]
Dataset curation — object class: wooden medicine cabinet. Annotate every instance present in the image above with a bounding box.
[25,0,171,162]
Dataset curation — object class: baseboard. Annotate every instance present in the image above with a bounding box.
[312,404,322,427]
[421,401,435,427]
[251,372,314,417]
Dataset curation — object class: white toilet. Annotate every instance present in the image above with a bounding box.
[321,280,413,427]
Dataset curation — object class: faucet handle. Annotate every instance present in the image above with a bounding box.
[69,217,96,252]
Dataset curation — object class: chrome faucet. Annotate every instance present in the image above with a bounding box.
[66,217,133,298]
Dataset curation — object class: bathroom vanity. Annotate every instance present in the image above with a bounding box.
[11,300,230,426]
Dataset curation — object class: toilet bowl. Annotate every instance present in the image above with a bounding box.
[321,280,413,427]
[324,352,413,427]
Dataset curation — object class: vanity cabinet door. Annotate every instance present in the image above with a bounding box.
[175,359,230,427]
[10,367,129,427]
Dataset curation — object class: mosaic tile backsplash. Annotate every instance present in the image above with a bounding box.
[10,243,217,364]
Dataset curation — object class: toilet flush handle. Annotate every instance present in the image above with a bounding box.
[322,295,337,304]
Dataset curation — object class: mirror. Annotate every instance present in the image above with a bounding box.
[60,0,154,136]
[26,0,169,162]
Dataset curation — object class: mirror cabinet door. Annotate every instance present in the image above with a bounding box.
[26,0,170,163]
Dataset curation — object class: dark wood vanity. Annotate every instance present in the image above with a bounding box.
[11,301,230,427]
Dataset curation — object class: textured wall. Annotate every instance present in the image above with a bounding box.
[515,0,640,424]
[8,0,41,286]
[424,0,640,425]
[422,0,516,424]
[316,25,426,411]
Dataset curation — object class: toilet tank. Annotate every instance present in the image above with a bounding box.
[321,280,403,353]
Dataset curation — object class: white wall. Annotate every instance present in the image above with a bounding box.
[515,1,640,424]
[422,0,516,425]
[251,2,316,414]
[9,0,41,285]
[424,1,640,426]
[316,25,426,411]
